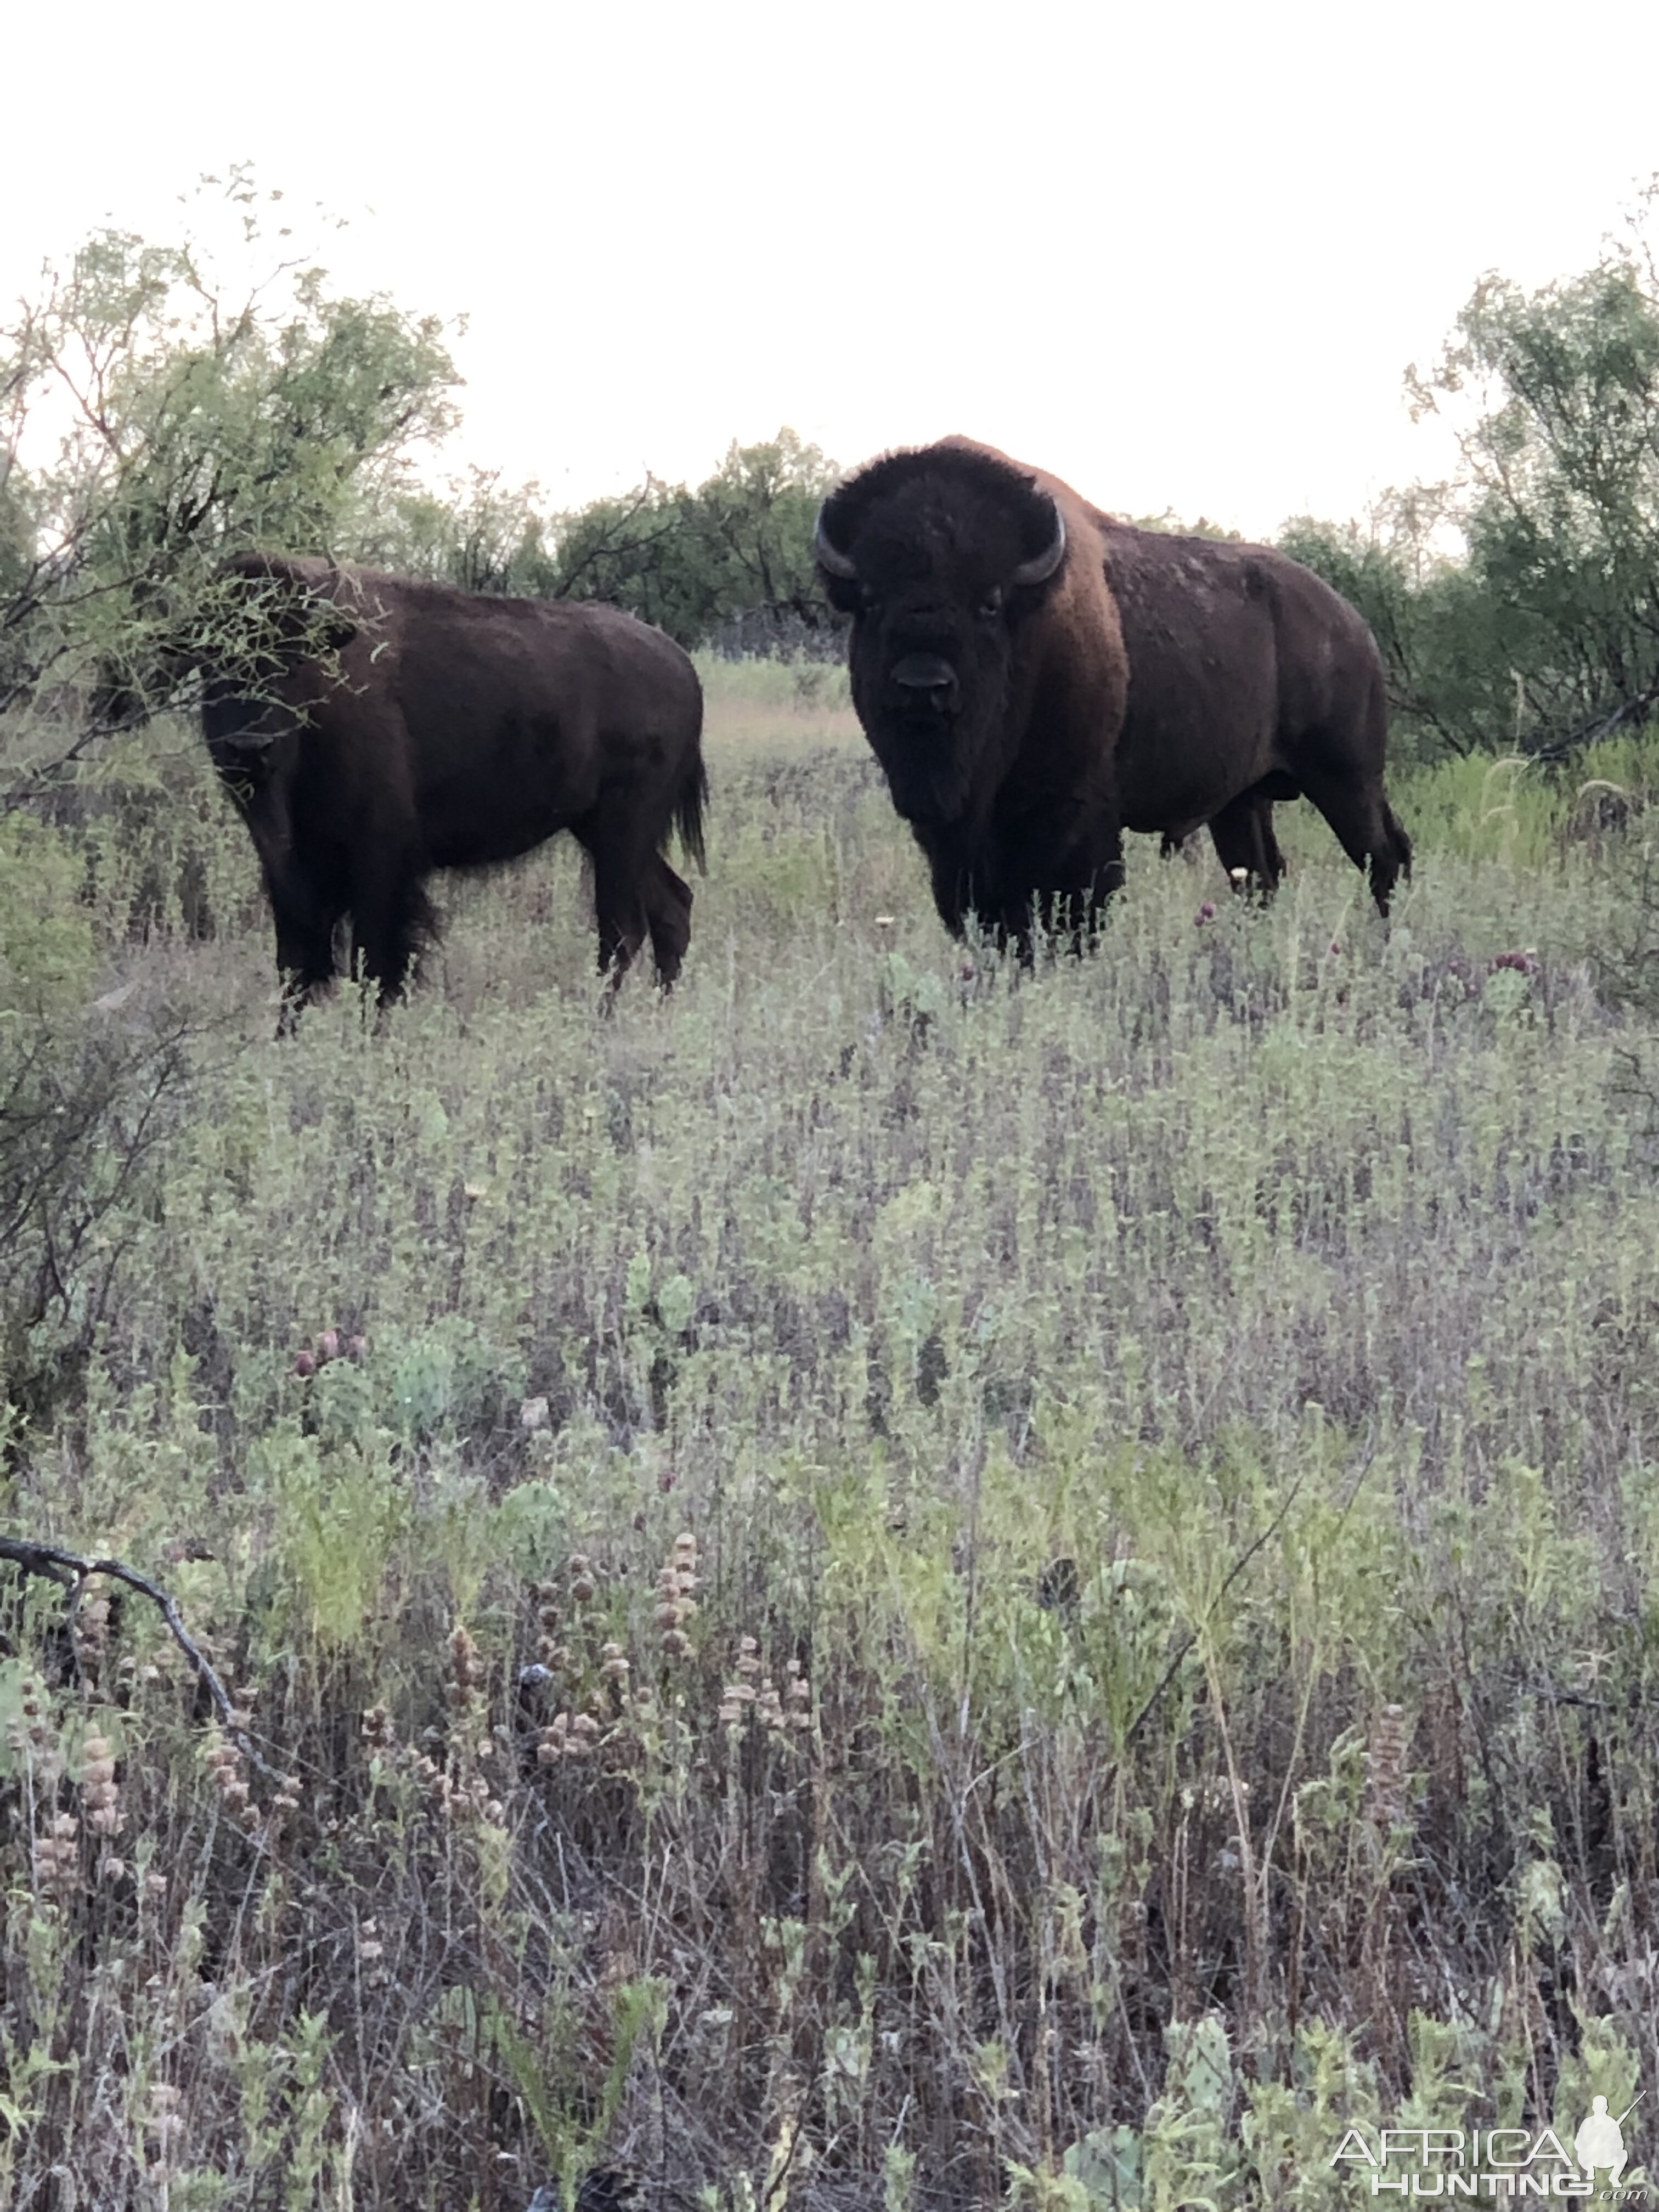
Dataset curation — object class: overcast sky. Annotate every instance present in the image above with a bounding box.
[5,0,1657,538]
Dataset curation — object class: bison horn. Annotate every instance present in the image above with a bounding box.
[1012,498,1066,588]
[813,505,859,581]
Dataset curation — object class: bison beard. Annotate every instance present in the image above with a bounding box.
[201,557,708,1028]
[815,438,1411,953]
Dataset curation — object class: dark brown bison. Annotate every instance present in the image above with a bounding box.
[814,436,1409,949]
[202,556,707,1023]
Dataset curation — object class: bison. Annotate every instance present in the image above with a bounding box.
[201,556,707,1024]
[813,437,1410,950]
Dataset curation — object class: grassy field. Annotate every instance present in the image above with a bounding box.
[3,661,1659,2209]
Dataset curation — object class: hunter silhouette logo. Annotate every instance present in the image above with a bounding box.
[1576,2095,1641,2192]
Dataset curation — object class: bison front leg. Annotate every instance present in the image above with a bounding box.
[926,860,1031,962]
[348,847,438,1009]
[263,868,346,1036]
[230,782,343,1033]
[273,910,342,1034]
[1028,839,1126,960]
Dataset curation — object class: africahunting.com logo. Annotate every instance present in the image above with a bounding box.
[1331,2095,1647,2198]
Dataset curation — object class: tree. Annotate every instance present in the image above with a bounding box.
[1410,221,1659,751]
[550,429,842,651]
[1283,184,1659,760]
[682,427,841,645]
[366,466,555,595]
[358,432,843,652]
[540,475,699,637]
[0,168,460,803]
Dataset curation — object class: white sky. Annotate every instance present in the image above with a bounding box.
[5,0,1657,539]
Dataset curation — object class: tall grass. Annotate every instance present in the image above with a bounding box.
[2,706,1658,2208]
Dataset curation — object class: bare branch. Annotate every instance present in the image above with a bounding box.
[0,1533,285,1782]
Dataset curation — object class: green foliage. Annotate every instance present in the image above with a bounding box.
[0,818,202,1429]
[0,815,98,1012]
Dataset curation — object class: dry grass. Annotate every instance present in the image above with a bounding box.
[3,701,1659,2209]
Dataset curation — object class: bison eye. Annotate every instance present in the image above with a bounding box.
[978,586,1004,620]
[860,587,882,616]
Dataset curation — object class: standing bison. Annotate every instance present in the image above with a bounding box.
[814,437,1410,949]
[202,556,707,1023]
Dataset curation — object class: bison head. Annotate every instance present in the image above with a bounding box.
[814,445,1066,832]
[200,555,365,764]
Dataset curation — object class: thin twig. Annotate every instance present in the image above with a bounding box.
[1122,1466,1312,1751]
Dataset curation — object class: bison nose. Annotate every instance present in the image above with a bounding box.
[890,653,958,707]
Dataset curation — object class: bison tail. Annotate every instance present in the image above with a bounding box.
[1384,800,1413,879]
[671,753,710,876]
[407,878,443,957]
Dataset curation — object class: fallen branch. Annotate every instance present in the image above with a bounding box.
[0,1533,284,1781]
[1522,686,1659,764]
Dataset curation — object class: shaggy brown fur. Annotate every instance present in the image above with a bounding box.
[202,556,707,1025]
[816,437,1409,949]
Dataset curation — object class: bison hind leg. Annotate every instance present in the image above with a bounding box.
[644,856,694,988]
[595,885,650,998]
[585,852,650,1002]
[575,811,657,1001]
[1208,792,1288,900]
